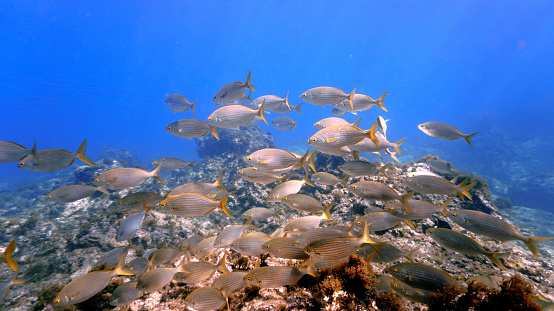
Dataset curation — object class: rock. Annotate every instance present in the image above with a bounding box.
[195,126,274,158]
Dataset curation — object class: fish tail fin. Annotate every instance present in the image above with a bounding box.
[393,137,406,156]
[352,150,360,161]
[364,253,375,275]
[76,139,95,166]
[380,162,393,179]
[295,102,303,115]
[307,149,317,173]
[188,160,197,168]
[404,219,415,229]
[217,253,231,274]
[190,99,197,117]
[151,162,165,184]
[464,131,480,147]
[31,140,38,161]
[366,121,380,147]
[340,175,348,187]
[97,186,110,195]
[245,215,257,230]
[216,171,227,192]
[323,201,334,221]
[293,119,297,132]
[525,237,554,259]
[245,70,256,91]
[284,91,291,109]
[370,242,386,259]
[4,240,18,272]
[246,90,252,103]
[12,274,26,285]
[346,221,355,237]
[400,191,414,212]
[385,148,400,163]
[441,198,453,216]
[210,125,220,140]
[348,87,356,110]
[219,194,232,219]
[487,252,509,270]
[115,253,134,276]
[352,117,362,128]
[361,222,376,244]
[274,209,282,218]
[376,92,388,112]
[301,257,317,277]
[258,100,268,125]
[304,171,314,187]
[407,247,419,263]
[461,182,476,200]
[299,149,310,175]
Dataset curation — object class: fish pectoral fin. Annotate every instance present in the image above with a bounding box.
[324,138,339,143]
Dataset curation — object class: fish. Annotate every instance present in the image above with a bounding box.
[339,161,380,177]
[426,159,455,175]
[266,174,313,202]
[307,256,350,274]
[418,121,480,147]
[310,172,347,186]
[242,207,281,221]
[115,192,164,211]
[390,279,433,304]
[230,232,272,256]
[377,116,390,137]
[165,119,219,140]
[207,101,267,128]
[449,209,554,259]
[281,194,334,219]
[386,198,451,220]
[159,193,231,219]
[373,275,395,293]
[165,93,196,116]
[136,257,186,292]
[45,185,109,203]
[283,205,333,233]
[122,257,149,275]
[313,117,361,130]
[355,212,406,231]
[243,264,314,288]
[1,240,18,271]
[251,94,291,111]
[350,132,406,156]
[358,243,418,263]
[214,216,257,248]
[151,157,195,170]
[304,222,374,260]
[53,253,132,306]
[97,242,134,266]
[190,236,218,257]
[211,271,248,296]
[237,167,288,184]
[184,287,227,311]
[178,253,230,284]
[245,148,316,174]
[168,171,227,196]
[348,181,414,210]
[333,92,388,113]
[308,122,379,149]
[93,163,165,190]
[427,227,509,270]
[0,270,25,304]
[316,146,359,158]
[231,89,253,106]
[0,140,37,163]
[385,262,458,293]
[109,281,142,307]
[270,101,303,114]
[292,227,352,249]
[182,235,205,250]
[116,200,154,242]
[213,71,256,104]
[271,116,296,131]
[17,139,94,172]
[331,107,346,116]
[262,237,310,260]
[406,175,475,200]
[300,86,356,109]
[465,275,505,291]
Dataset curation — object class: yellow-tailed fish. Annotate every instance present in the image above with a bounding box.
[17,139,94,172]
[251,94,291,111]
[214,216,257,248]
[0,270,25,304]
[406,175,476,200]
[271,116,296,131]
[191,236,218,257]
[385,262,458,293]
[311,172,347,186]
[266,173,313,203]
[349,181,414,210]
[283,204,333,232]
[152,157,195,170]
[213,71,256,104]
[207,101,267,128]
[244,264,314,288]
[178,253,230,285]
[109,281,142,307]
[355,212,407,231]
[271,101,303,114]
[449,209,553,259]
[418,121,479,147]
[230,232,272,256]
[333,92,388,113]
[237,167,288,184]
[465,275,505,291]
[94,164,165,191]
[122,257,149,275]
[97,242,134,266]
[304,222,374,260]
[136,257,186,292]
[426,228,508,270]
[148,243,185,268]
[308,122,379,149]
[350,132,406,156]
[390,279,433,304]
[292,227,352,249]
[426,159,455,175]
[0,140,37,163]
[165,93,196,116]
[116,192,164,211]
[165,119,219,140]
[262,237,310,260]
[386,198,451,220]
[53,253,132,307]
[313,117,361,130]
[358,243,418,263]
[300,86,356,109]
[184,287,228,311]
[160,193,230,219]
[242,207,281,221]
[45,185,109,203]
[245,148,314,174]
[339,161,379,177]
[1,240,18,271]
[116,200,155,242]
[212,271,248,296]
[168,171,227,196]
[281,194,334,219]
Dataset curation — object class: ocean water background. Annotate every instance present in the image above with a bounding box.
[0,1,553,210]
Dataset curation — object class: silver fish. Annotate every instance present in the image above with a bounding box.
[281,194,334,219]
[214,71,256,104]
[93,163,164,190]
[116,202,154,242]
[418,121,479,147]
[238,167,288,184]
[17,139,94,172]
[122,257,149,275]
[165,119,219,140]
[168,171,226,196]
[331,106,347,116]
[333,92,388,113]
[0,140,37,163]
[214,217,257,248]
[243,265,313,288]
[191,236,218,257]
[339,161,380,177]
[308,123,379,149]
[406,175,475,200]
[211,271,248,296]
[385,262,458,293]
[151,157,195,170]
[310,172,347,186]
[160,193,230,219]
[136,258,186,292]
[207,103,267,128]
[313,117,361,130]
[110,281,142,307]
[230,232,272,256]
[165,93,196,116]
[262,237,310,260]
[242,207,281,221]
[300,86,356,109]
[178,253,230,284]
[45,185,109,203]
[270,101,303,114]
[349,181,414,210]
[251,94,291,111]
[271,116,296,131]
[184,287,227,311]
[115,192,164,211]
[266,174,312,202]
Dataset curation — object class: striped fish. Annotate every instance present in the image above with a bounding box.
[266,174,313,202]
[262,237,310,260]
[45,185,109,203]
[385,262,458,293]
[426,228,509,270]
[94,163,165,190]
[1,240,18,271]
[53,253,132,307]
[333,92,388,113]
[0,270,25,304]
[270,101,303,114]
[308,123,379,149]
[109,281,142,307]
[418,121,479,147]
[317,146,359,158]
[238,167,288,184]
[213,71,256,104]
[350,133,406,156]
[245,148,315,173]
[183,235,205,250]
[184,287,227,311]
[17,139,94,172]
[390,279,433,304]
[386,198,451,220]
[283,205,334,233]
[243,265,314,288]
[449,209,553,259]
[304,222,374,260]
[281,194,334,219]
[136,257,186,292]
[230,232,272,256]
[148,244,185,268]
[116,201,154,242]
[358,243,418,263]
[168,171,227,196]
[271,116,296,131]
[214,216,257,248]
[313,117,361,130]
[406,175,476,200]
[308,256,350,274]
[165,93,196,116]
[311,172,347,186]
[355,212,406,231]
[207,102,267,128]
[97,242,134,266]
[165,119,219,140]
[151,157,195,170]
[178,253,230,285]
[426,159,455,175]
[251,94,291,111]
[160,193,230,219]
[116,192,164,211]
[300,86,356,109]
[122,257,149,275]
[242,207,281,221]
[349,181,414,210]
[339,161,379,177]
[191,236,218,257]
[292,227,351,249]
[225,89,252,106]
[0,140,37,163]
[211,271,248,296]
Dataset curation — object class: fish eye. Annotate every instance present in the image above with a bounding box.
[283,198,288,201]
[310,138,317,142]
[246,157,252,161]
[231,243,235,247]
[207,117,212,121]
[53,299,60,303]
[258,280,263,285]
[408,180,413,183]
[46,195,52,199]
[167,126,172,130]
[389,208,395,211]
[245,277,251,281]
[213,95,217,99]
[393,284,398,288]
[93,178,99,182]
[33,163,38,166]
[315,123,320,126]
[352,186,356,189]
[452,213,457,217]
[356,221,361,225]
[295,241,300,244]
[264,244,270,249]
[18,162,24,167]
[160,202,166,207]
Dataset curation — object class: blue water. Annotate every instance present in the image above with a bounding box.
[1,1,553,209]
